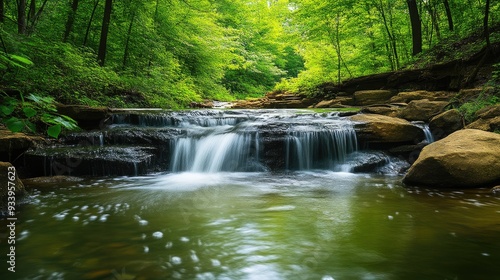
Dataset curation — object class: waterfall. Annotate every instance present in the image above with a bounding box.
[170,132,262,172]
[413,122,434,143]
[285,127,358,170]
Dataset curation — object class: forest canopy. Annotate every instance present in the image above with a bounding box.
[0,0,498,108]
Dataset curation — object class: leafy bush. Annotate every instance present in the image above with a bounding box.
[0,92,79,138]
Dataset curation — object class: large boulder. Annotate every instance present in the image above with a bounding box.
[398,99,449,121]
[403,129,500,188]
[0,162,26,216]
[350,114,424,143]
[361,104,403,117]
[353,90,396,106]
[429,109,464,140]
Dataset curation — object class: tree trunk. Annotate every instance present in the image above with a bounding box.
[63,0,80,42]
[0,0,5,23]
[122,11,136,69]
[83,0,100,47]
[443,0,453,31]
[484,0,491,50]
[97,0,112,66]
[407,0,422,55]
[17,0,27,34]
[24,0,48,35]
[27,0,35,23]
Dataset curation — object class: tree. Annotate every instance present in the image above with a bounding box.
[63,0,80,42]
[17,0,27,34]
[97,0,112,66]
[443,0,453,31]
[407,0,422,55]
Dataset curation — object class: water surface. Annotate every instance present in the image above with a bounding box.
[2,172,500,279]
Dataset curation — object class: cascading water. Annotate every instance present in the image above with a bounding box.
[413,122,435,143]
[27,109,410,176]
[285,127,358,170]
[170,132,262,172]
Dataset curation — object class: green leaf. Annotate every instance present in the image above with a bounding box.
[52,116,79,130]
[26,121,37,133]
[5,117,25,132]
[23,107,37,118]
[0,105,15,116]
[47,124,62,138]
[9,54,33,66]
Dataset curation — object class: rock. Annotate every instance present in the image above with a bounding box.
[0,162,26,216]
[492,185,500,194]
[343,151,389,173]
[56,104,109,129]
[350,114,424,143]
[23,146,158,177]
[466,104,500,132]
[361,104,402,117]
[0,127,45,162]
[314,99,342,108]
[429,109,464,140]
[403,129,500,188]
[389,90,454,103]
[353,90,396,106]
[466,116,500,132]
[398,99,449,121]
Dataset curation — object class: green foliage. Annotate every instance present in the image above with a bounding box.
[0,92,79,138]
[458,63,500,123]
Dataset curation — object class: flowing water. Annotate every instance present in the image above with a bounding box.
[3,110,500,279]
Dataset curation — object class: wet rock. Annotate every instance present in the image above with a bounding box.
[350,114,424,144]
[492,186,500,194]
[24,146,157,177]
[429,109,464,140]
[344,151,389,173]
[353,90,396,106]
[314,99,342,108]
[403,129,500,188]
[0,162,26,216]
[398,99,449,121]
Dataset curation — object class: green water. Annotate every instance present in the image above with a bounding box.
[2,171,500,279]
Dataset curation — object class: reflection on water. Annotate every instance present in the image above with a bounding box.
[2,172,500,279]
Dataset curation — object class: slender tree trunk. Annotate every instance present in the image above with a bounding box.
[25,0,47,35]
[407,0,422,55]
[63,0,80,42]
[443,0,453,31]
[484,0,491,49]
[27,0,35,22]
[83,0,100,46]
[122,11,136,69]
[376,1,398,70]
[97,0,112,66]
[17,0,27,34]
[0,0,5,23]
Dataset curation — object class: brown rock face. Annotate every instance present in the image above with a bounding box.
[466,104,500,132]
[399,99,449,121]
[429,109,464,140]
[403,129,500,188]
[353,90,396,106]
[56,104,109,129]
[389,90,454,103]
[350,114,424,143]
[0,127,44,162]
